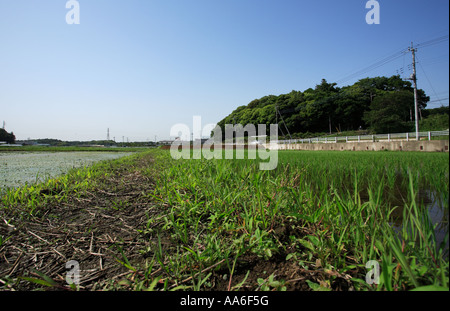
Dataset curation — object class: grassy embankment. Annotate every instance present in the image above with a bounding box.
[0,149,448,291]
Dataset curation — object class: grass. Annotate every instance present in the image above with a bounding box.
[141,150,448,291]
[0,149,448,291]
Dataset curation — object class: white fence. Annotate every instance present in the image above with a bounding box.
[276,130,449,144]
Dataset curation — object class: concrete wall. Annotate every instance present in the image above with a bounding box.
[266,140,449,152]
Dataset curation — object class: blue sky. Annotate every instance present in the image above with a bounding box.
[0,0,448,141]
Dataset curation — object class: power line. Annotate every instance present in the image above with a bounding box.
[418,54,449,67]
[416,55,447,107]
[428,98,449,103]
[335,50,406,85]
[334,34,448,86]
[416,35,449,49]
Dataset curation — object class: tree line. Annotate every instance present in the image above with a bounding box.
[0,128,15,144]
[216,75,448,138]
[21,139,155,147]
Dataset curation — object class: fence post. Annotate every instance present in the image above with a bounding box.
[346,136,348,143]
[406,133,409,141]
[358,136,361,142]
[428,132,431,141]
[388,134,390,142]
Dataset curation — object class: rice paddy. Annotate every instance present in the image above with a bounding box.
[0,148,448,291]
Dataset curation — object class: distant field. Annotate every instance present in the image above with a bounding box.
[0,151,133,190]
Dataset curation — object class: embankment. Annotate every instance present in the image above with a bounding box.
[267,140,449,152]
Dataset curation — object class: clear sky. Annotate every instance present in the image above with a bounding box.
[0,0,448,141]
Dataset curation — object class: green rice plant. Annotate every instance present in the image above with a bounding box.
[305,279,331,291]
[190,272,213,291]
[19,269,60,289]
[114,243,137,272]
[257,273,287,291]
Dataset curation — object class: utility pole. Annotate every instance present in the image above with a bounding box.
[408,42,420,141]
[107,128,110,141]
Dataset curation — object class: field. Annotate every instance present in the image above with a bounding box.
[0,148,448,291]
[0,151,133,189]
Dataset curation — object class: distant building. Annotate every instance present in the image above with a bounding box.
[159,140,175,146]
[195,138,209,144]
[79,144,105,148]
[16,141,50,146]
[21,141,38,146]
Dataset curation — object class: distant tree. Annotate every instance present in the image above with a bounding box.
[9,132,15,144]
[363,91,414,133]
[216,75,429,138]
[419,112,449,131]
[0,128,16,144]
[333,86,370,131]
[315,79,339,93]
[422,106,449,118]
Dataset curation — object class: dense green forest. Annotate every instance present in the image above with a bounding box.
[217,75,448,138]
[0,128,15,144]
[420,106,450,131]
